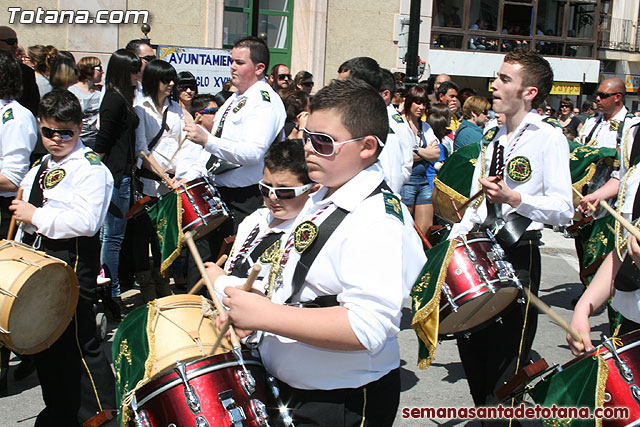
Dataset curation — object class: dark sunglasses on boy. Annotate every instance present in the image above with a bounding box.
[198,107,219,115]
[41,126,74,141]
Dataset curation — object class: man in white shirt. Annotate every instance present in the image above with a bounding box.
[0,49,38,396]
[449,48,573,418]
[185,36,286,235]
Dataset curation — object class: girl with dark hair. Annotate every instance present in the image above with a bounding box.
[425,102,451,189]
[294,70,314,95]
[399,85,442,235]
[93,48,142,320]
[134,59,203,302]
[174,71,198,119]
[558,97,582,135]
[69,56,104,148]
[283,90,309,139]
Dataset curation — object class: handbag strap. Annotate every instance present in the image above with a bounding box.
[147,102,170,151]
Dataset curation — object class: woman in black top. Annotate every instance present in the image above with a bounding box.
[94,49,141,319]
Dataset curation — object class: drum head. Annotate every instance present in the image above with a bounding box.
[439,286,519,335]
[8,263,77,353]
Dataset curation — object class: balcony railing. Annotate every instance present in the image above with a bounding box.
[599,15,639,51]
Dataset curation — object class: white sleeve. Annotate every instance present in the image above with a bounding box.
[1,112,37,186]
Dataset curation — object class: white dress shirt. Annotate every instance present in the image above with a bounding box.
[257,163,426,390]
[450,111,574,237]
[203,79,285,188]
[135,96,203,196]
[0,99,38,197]
[379,104,414,192]
[19,140,114,240]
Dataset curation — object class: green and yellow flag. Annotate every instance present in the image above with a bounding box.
[411,238,457,369]
[146,190,183,275]
[529,353,608,427]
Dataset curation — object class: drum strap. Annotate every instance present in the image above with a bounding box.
[147,103,170,151]
[27,158,50,208]
[583,116,602,146]
[285,181,390,305]
[230,231,284,278]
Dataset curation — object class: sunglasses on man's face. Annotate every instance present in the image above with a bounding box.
[258,181,313,200]
[595,91,621,99]
[41,126,74,141]
[0,38,17,46]
[140,55,156,62]
[278,73,292,81]
[302,128,384,157]
[197,107,218,115]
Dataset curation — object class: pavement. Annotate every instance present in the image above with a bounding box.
[0,228,609,426]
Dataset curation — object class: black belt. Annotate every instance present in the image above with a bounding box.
[295,294,339,308]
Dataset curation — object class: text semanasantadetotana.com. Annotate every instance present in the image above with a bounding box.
[401,404,630,420]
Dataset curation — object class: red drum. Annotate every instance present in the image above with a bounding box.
[532,330,640,426]
[180,177,229,240]
[439,231,522,335]
[131,350,282,427]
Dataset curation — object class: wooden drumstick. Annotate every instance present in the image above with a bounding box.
[572,187,640,242]
[457,176,501,211]
[139,151,177,190]
[209,264,262,355]
[524,288,583,344]
[188,254,228,295]
[7,188,23,240]
[168,113,201,167]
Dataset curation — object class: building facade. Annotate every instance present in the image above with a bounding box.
[3,0,639,109]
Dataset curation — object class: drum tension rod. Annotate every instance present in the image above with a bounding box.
[0,287,17,298]
[0,326,9,334]
[602,336,634,383]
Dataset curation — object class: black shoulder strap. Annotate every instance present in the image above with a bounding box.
[584,116,603,145]
[230,231,284,278]
[285,181,391,304]
[28,158,50,208]
[629,123,640,168]
[147,102,170,151]
[616,115,629,149]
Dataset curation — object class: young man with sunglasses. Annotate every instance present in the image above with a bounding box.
[448,48,573,421]
[0,26,39,117]
[0,49,38,396]
[209,78,426,426]
[9,89,116,425]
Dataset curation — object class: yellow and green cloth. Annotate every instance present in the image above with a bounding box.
[411,239,457,369]
[146,190,184,275]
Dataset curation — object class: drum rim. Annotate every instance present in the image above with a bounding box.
[440,280,517,313]
[136,357,263,407]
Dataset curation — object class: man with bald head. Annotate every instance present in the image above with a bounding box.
[578,77,635,149]
[0,26,39,116]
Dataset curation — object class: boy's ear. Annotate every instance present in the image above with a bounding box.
[359,135,379,160]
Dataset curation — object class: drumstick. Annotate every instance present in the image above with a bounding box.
[6,189,23,240]
[139,151,177,190]
[457,177,501,211]
[188,254,228,295]
[209,264,261,355]
[572,187,640,242]
[167,113,201,167]
[524,288,583,344]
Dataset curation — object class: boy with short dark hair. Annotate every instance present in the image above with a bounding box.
[10,89,116,425]
[210,78,426,426]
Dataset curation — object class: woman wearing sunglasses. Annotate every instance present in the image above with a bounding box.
[399,85,442,235]
[294,70,314,96]
[69,56,104,149]
[557,97,582,135]
[173,71,198,121]
[206,139,317,294]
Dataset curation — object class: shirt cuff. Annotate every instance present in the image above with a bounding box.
[30,208,49,235]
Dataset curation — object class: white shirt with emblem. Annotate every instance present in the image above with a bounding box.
[135,96,203,196]
[610,124,640,322]
[450,111,574,238]
[255,162,426,390]
[214,206,303,298]
[18,140,114,240]
[0,99,38,197]
[203,79,286,188]
[380,104,414,193]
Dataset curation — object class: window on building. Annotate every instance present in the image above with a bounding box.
[431,0,597,58]
[223,0,293,66]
